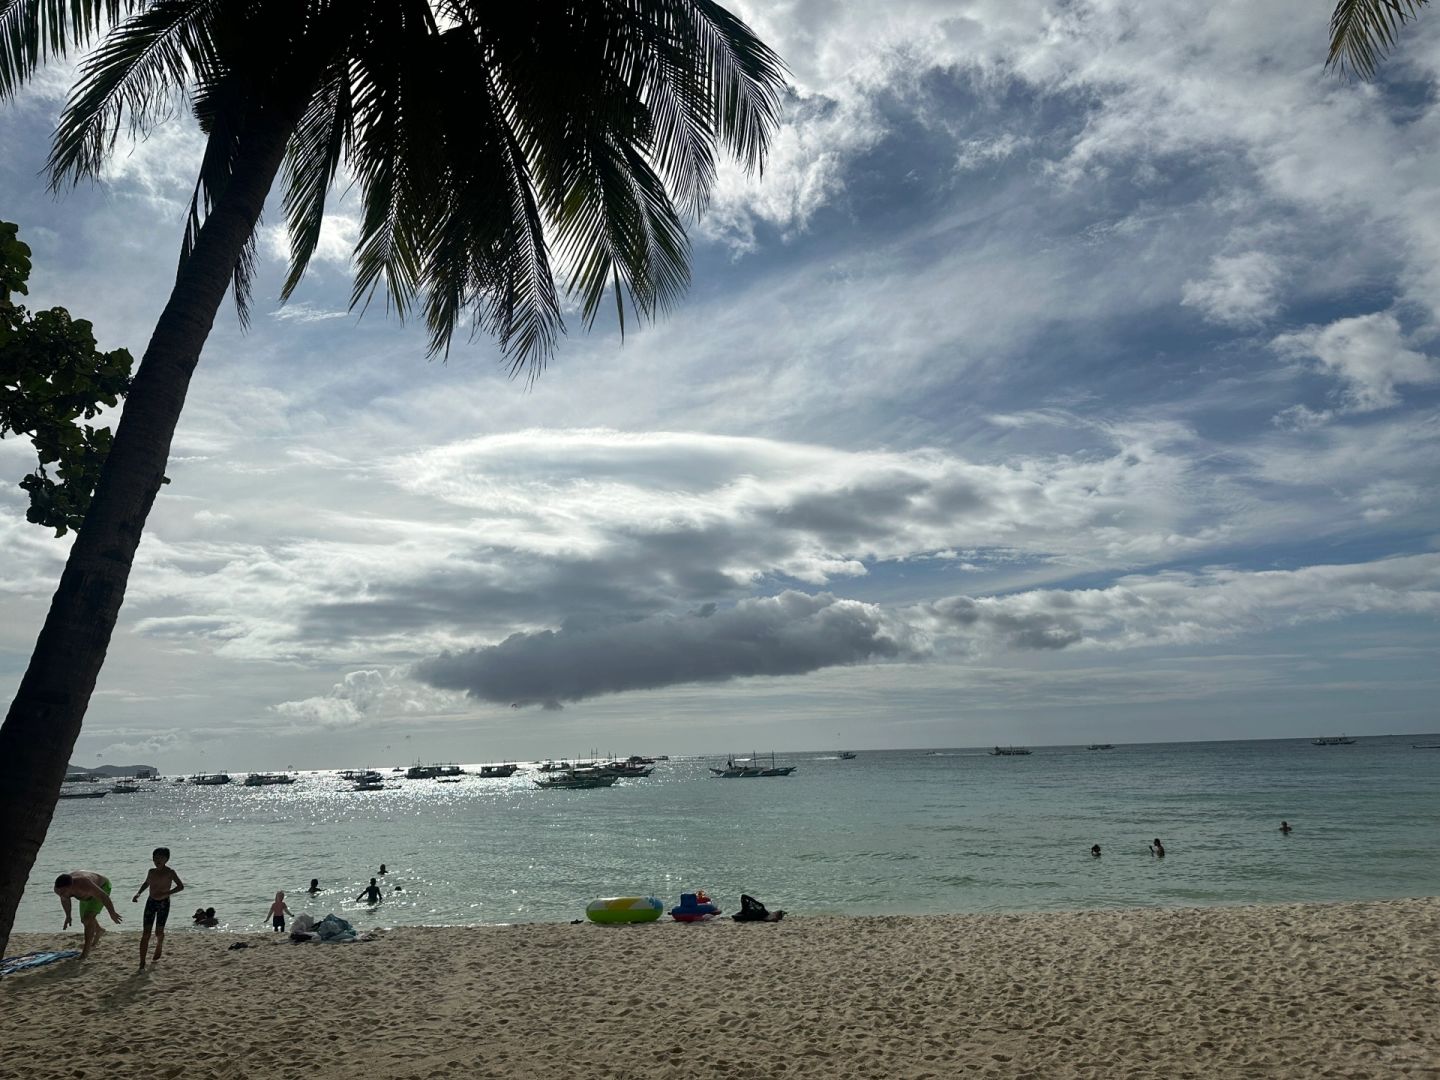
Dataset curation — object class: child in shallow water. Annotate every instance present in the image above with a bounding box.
[267,891,292,932]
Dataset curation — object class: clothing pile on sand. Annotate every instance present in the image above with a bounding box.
[289,914,360,943]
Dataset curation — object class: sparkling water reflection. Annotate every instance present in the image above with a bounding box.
[16,736,1440,932]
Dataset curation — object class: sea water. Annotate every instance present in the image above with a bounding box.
[13,735,1440,934]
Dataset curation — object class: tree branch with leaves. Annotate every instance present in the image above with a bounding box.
[0,220,133,536]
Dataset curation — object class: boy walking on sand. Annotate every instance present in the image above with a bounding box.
[53,871,122,959]
[132,847,185,970]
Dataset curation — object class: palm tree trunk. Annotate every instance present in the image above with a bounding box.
[0,100,305,956]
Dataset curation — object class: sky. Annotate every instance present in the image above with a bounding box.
[2,0,1438,771]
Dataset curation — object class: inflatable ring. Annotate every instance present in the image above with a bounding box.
[586,896,664,924]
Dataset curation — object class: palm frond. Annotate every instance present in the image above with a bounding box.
[48,0,219,185]
[278,56,351,301]
[416,25,561,369]
[0,0,137,99]
[347,3,444,322]
[1328,0,1428,78]
[686,0,786,173]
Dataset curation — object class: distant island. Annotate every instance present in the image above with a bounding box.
[65,763,159,779]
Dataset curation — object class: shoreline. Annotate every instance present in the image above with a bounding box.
[5,896,1439,1078]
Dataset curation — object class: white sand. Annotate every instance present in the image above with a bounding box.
[3,897,1438,1079]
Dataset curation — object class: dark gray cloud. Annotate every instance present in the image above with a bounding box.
[411,591,909,707]
[925,595,1083,650]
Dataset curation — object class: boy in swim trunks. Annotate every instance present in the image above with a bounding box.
[132,847,185,970]
[53,870,122,959]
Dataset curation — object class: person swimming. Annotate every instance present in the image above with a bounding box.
[1150,838,1166,858]
[1279,821,1292,834]
[1090,844,1102,857]
[377,864,388,876]
[307,878,321,894]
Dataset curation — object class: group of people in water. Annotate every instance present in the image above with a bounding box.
[1088,822,1293,859]
[52,849,401,967]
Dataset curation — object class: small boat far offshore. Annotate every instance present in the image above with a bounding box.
[989,746,1032,756]
[1087,744,1114,751]
[1311,736,1357,746]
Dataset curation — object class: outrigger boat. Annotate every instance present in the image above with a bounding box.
[477,763,520,778]
[350,770,386,791]
[710,753,796,777]
[243,773,296,786]
[188,773,232,785]
[534,772,618,789]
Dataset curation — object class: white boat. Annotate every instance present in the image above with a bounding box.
[989,746,1032,756]
[109,781,142,794]
[1311,736,1356,746]
[837,751,857,759]
[188,773,232,785]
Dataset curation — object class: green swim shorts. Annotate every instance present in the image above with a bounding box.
[77,878,111,920]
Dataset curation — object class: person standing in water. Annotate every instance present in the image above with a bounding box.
[307,878,322,895]
[1090,844,1102,857]
[131,847,185,970]
[54,871,122,959]
[377,864,388,876]
[267,891,292,932]
[356,878,383,903]
[1149,838,1166,857]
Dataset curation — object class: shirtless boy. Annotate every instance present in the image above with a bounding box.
[53,870,122,959]
[132,847,185,970]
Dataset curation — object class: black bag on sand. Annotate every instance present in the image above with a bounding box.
[733,894,785,922]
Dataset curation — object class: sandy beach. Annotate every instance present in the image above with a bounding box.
[3,897,1438,1079]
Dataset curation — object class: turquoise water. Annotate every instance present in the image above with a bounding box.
[14,735,1440,933]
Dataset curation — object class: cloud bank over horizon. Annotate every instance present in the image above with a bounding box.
[400,554,1440,708]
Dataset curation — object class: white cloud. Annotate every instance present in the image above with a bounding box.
[1181,251,1283,328]
[1273,312,1439,414]
[272,669,465,730]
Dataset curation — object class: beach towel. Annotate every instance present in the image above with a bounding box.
[290,913,316,935]
[1,950,80,976]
